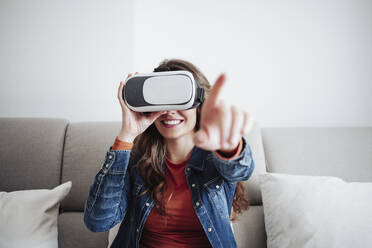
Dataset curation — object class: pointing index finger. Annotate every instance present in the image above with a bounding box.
[206,74,226,107]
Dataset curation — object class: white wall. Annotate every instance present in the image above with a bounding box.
[1,0,371,127]
[133,0,372,127]
[0,0,133,122]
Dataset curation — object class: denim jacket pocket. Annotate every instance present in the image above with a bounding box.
[204,176,230,220]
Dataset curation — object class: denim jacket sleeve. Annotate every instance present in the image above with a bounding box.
[208,137,254,183]
[83,147,134,232]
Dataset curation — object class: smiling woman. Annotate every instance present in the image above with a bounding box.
[83,59,255,248]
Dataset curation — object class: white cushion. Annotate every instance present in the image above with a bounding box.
[259,173,372,248]
[0,181,72,248]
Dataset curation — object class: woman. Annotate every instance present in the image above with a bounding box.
[84,59,255,248]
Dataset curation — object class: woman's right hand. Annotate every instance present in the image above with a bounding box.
[117,73,166,142]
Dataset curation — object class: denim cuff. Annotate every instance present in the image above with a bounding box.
[207,137,254,182]
[100,147,132,174]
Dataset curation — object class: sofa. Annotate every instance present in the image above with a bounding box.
[1,117,371,248]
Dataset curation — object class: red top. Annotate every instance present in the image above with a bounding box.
[111,137,242,248]
[139,157,212,248]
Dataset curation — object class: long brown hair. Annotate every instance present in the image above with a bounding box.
[132,59,249,221]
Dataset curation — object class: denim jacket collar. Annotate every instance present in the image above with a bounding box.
[187,145,208,171]
[161,145,207,172]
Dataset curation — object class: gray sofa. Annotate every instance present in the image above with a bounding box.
[1,117,371,248]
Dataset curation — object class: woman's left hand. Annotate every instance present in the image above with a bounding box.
[193,74,254,152]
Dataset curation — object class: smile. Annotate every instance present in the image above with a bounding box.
[161,119,184,128]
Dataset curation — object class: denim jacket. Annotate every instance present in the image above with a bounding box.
[84,137,254,248]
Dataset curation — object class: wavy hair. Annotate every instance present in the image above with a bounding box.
[132,59,249,221]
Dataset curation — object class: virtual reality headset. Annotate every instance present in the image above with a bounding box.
[123,70,205,112]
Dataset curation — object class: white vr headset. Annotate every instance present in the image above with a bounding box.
[123,70,205,112]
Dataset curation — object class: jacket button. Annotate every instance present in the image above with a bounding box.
[196,202,200,207]
[146,203,150,206]
[187,168,191,171]
[108,155,113,159]
[208,228,212,232]
[105,164,110,168]
[191,184,196,187]
[136,228,139,232]
[216,185,219,189]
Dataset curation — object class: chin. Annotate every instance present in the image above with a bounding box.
[159,129,194,141]
[155,122,196,141]
[159,131,182,140]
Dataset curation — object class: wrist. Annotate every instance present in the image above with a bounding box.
[215,138,243,160]
[118,131,136,143]
[218,139,242,153]
[219,146,237,154]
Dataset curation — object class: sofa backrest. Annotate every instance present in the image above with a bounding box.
[262,127,372,182]
[0,118,67,191]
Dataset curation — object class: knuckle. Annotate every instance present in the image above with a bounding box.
[214,104,223,113]
[231,105,239,113]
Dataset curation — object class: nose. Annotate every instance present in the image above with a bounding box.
[165,110,177,114]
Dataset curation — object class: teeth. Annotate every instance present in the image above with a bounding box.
[163,120,181,125]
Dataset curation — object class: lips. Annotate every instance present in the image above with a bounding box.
[161,119,184,128]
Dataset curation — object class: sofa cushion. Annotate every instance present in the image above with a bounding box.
[58,212,108,248]
[232,205,267,248]
[0,181,72,248]
[260,172,372,248]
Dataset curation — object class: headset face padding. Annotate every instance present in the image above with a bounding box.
[123,71,204,112]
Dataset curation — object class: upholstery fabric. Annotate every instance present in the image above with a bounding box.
[260,172,372,248]
[0,117,68,191]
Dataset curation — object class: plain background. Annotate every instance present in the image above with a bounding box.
[0,0,371,127]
